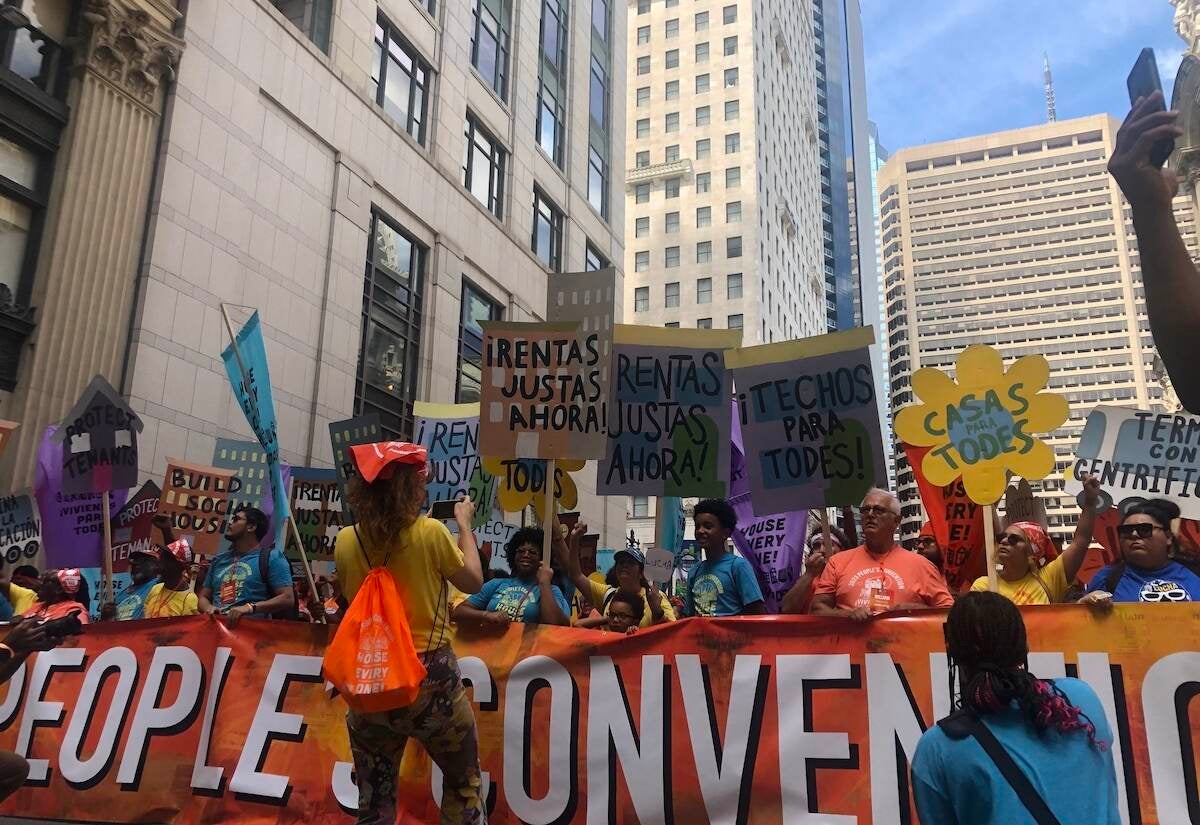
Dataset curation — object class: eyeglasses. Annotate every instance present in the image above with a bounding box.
[1117,523,1166,540]
[860,506,896,517]
[997,533,1025,546]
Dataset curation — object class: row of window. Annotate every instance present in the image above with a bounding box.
[634,237,742,271]
[633,274,742,311]
[635,68,738,106]
[633,169,740,204]
[635,100,740,136]
[633,202,742,236]
[635,4,737,40]
[635,133,740,166]
[634,37,738,73]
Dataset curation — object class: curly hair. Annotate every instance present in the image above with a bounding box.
[694,498,737,531]
[346,464,425,550]
[946,592,1102,748]
[504,527,545,573]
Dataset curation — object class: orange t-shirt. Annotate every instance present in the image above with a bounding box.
[813,545,954,613]
[22,600,91,623]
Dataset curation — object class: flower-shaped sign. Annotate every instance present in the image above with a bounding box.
[481,457,585,519]
[894,345,1068,505]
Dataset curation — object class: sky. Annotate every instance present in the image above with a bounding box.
[861,0,1189,153]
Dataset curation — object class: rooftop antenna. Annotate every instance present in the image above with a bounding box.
[1043,53,1057,122]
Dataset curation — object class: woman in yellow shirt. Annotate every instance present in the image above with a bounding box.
[971,475,1100,604]
[144,539,200,618]
[566,521,675,628]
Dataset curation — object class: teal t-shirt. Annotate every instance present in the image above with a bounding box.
[464,576,569,623]
[204,548,292,611]
[115,579,158,620]
[685,553,764,616]
[912,678,1120,825]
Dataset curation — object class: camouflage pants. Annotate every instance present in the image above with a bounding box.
[346,646,486,825]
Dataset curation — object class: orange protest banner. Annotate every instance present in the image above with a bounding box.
[0,609,1196,824]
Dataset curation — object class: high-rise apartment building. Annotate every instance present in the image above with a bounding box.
[881,115,1199,543]
[1,0,629,547]
[624,0,826,344]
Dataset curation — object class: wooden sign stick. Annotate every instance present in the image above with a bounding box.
[542,459,556,567]
[101,490,114,605]
[984,503,999,592]
[286,514,324,624]
[822,507,833,556]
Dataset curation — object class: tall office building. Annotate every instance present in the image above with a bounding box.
[624,0,826,345]
[881,115,1198,543]
[1,0,629,547]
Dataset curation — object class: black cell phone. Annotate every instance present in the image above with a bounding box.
[1127,47,1174,168]
[429,499,459,520]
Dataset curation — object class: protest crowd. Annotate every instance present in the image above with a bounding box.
[0,96,1199,825]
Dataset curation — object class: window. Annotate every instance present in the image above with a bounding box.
[665,282,680,307]
[637,86,650,107]
[665,144,680,162]
[636,184,650,203]
[636,117,650,138]
[696,42,709,62]
[463,114,506,217]
[697,318,712,329]
[634,287,649,312]
[666,49,679,69]
[697,277,712,303]
[457,281,502,403]
[589,57,608,129]
[637,55,650,75]
[635,251,650,272]
[697,206,712,227]
[725,99,739,120]
[635,216,650,238]
[695,73,710,93]
[665,246,680,268]
[723,36,737,56]
[695,11,709,30]
[727,236,742,258]
[725,166,741,187]
[637,0,649,12]
[637,25,650,44]
[725,132,740,153]
[471,0,510,99]
[666,18,679,38]
[696,105,711,125]
[724,67,738,87]
[532,188,563,270]
[696,172,711,192]
[585,241,609,271]
[665,112,679,132]
[665,322,680,328]
[588,146,608,217]
[636,150,650,167]
[536,0,568,166]
[371,19,430,144]
[665,177,681,198]
[696,138,711,158]
[727,313,743,329]
[632,496,650,518]
[591,0,609,40]
[697,241,712,263]
[726,200,742,222]
[665,79,679,100]
[666,211,680,233]
[357,210,425,438]
[723,4,737,23]
[665,0,678,7]
[727,272,743,298]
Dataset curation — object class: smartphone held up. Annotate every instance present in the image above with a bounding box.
[1127,47,1176,168]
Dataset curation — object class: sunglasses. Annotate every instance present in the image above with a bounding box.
[1117,523,1166,540]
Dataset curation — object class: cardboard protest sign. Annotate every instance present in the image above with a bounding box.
[654,496,687,558]
[475,517,520,571]
[329,413,382,520]
[211,438,292,552]
[0,491,41,566]
[158,459,239,557]
[221,310,288,551]
[1065,406,1200,518]
[643,548,675,585]
[109,480,160,575]
[481,457,583,519]
[478,321,607,460]
[895,344,1067,505]
[34,426,127,569]
[599,325,739,497]
[413,401,494,528]
[726,327,886,515]
[0,419,17,458]
[51,375,142,495]
[902,443,986,592]
[286,467,341,562]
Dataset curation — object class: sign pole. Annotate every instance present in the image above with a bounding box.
[101,490,114,605]
[542,459,556,566]
[286,514,324,623]
[821,507,833,556]
[984,503,999,592]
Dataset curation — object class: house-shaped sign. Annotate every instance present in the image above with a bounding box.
[52,375,143,495]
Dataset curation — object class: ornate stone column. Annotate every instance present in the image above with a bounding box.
[1,0,183,485]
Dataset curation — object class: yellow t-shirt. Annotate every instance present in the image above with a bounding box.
[8,584,36,615]
[585,578,676,628]
[335,517,464,653]
[971,555,1069,605]
[143,584,199,618]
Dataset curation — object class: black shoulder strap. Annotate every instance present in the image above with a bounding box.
[938,711,1063,825]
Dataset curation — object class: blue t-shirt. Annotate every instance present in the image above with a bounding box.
[464,576,569,624]
[115,579,158,620]
[0,593,13,622]
[912,678,1120,825]
[1085,560,1200,603]
[204,548,292,612]
[685,553,764,616]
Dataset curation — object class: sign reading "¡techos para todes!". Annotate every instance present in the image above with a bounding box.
[726,327,886,515]
[598,326,739,497]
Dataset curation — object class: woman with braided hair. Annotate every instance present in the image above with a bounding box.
[912,592,1119,824]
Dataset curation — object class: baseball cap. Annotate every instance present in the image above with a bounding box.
[613,547,646,566]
